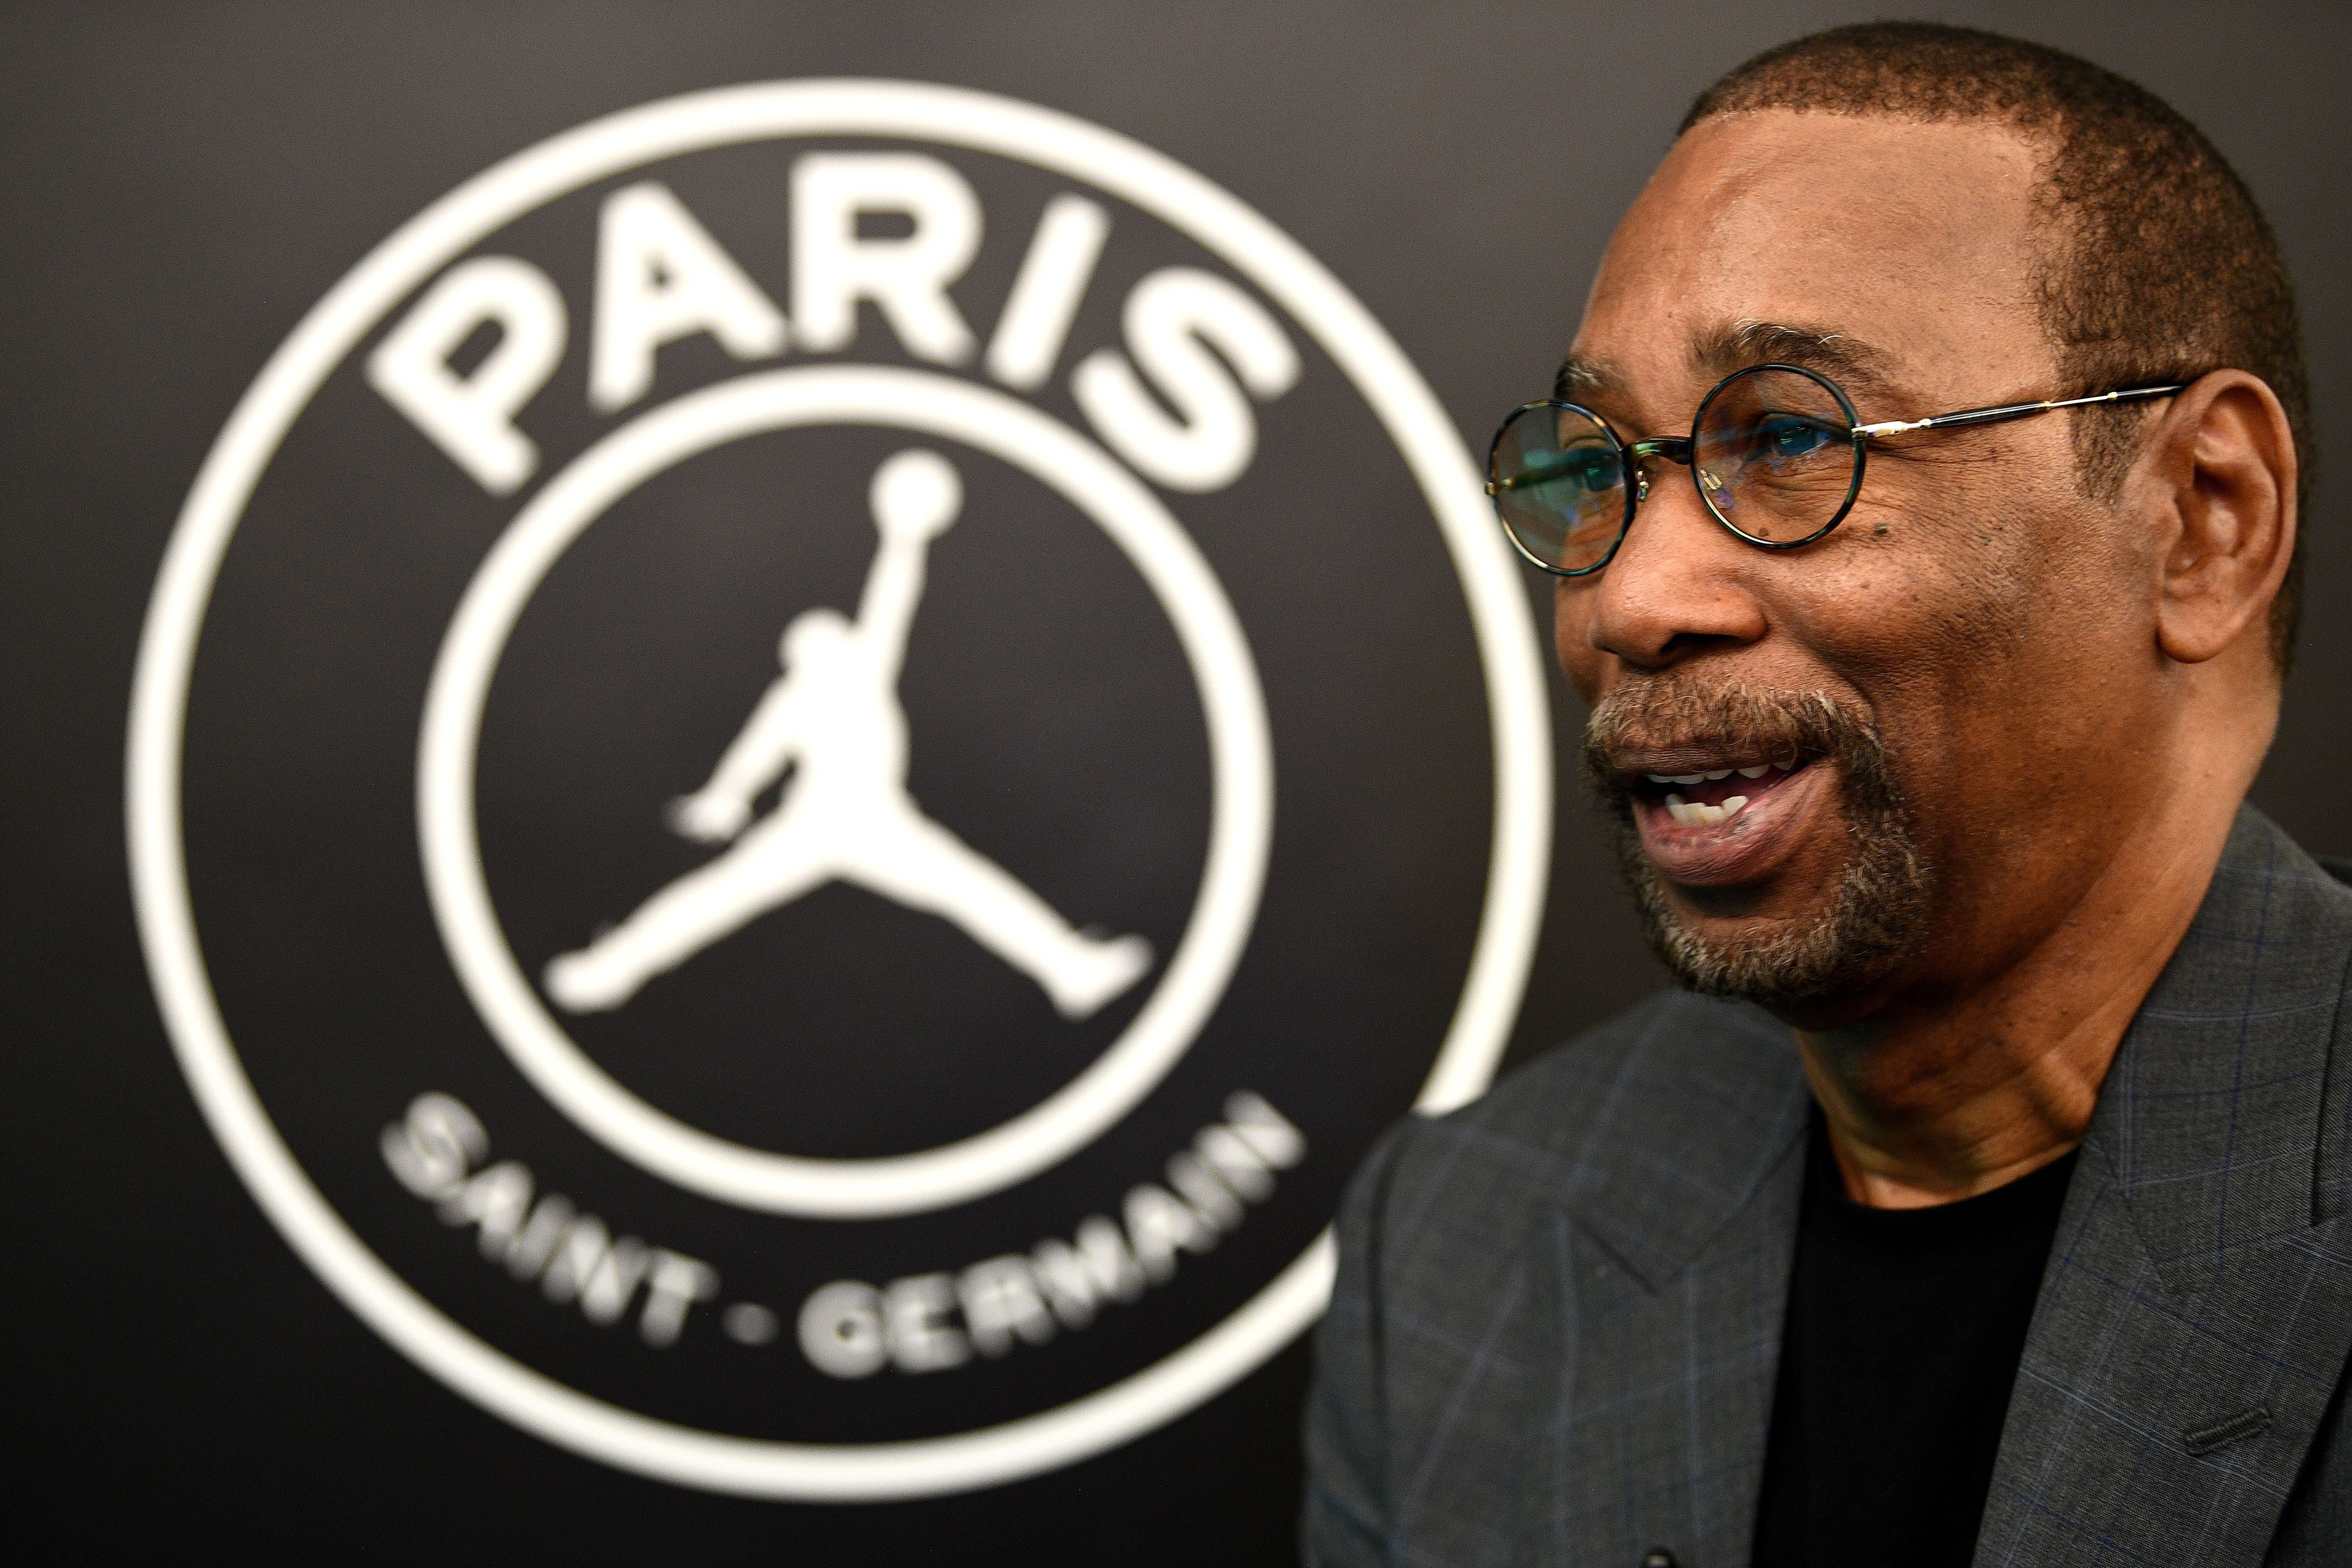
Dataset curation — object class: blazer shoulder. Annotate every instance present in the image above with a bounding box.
[1454,988,1796,1148]
[1373,989,1804,1240]
[2209,805,2352,939]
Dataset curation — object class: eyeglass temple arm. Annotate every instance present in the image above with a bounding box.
[1852,384,2187,441]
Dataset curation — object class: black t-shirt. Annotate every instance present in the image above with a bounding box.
[1751,1116,2078,1568]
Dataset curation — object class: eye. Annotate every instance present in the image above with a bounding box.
[1752,413,1836,462]
[1521,443,1621,497]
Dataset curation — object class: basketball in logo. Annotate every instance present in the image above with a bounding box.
[128,80,1551,1498]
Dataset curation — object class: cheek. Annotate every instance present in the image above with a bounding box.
[1797,509,2146,831]
[1769,555,2007,694]
[1792,467,2054,685]
[1898,501,2143,713]
[1756,535,2039,794]
[1839,443,2145,673]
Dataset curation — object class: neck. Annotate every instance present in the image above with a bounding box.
[1793,759,2251,1210]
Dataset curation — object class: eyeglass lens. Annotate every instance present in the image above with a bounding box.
[1489,404,1628,573]
[1691,367,1858,544]
[1488,366,1863,572]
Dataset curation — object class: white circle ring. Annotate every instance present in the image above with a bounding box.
[420,366,1275,1218]
[127,80,1554,1498]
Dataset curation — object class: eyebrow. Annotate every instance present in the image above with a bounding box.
[1551,320,1902,404]
[1552,354,1623,400]
[1694,319,1899,389]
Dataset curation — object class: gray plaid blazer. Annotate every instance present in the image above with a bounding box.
[1305,806,2352,1567]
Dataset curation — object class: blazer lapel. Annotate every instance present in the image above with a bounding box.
[1975,808,2352,1568]
[1543,993,1812,1568]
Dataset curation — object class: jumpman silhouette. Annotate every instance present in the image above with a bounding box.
[542,449,1153,1020]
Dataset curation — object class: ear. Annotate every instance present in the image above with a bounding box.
[2146,370,2297,667]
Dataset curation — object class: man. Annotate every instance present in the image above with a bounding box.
[1304,23,2343,1568]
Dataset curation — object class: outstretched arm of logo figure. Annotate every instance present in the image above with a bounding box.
[665,678,807,843]
[857,448,961,688]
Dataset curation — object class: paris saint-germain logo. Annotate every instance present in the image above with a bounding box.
[129,80,1551,1497]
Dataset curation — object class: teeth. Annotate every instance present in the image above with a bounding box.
[1666,792,1748,827]
[1647,761,1794,784]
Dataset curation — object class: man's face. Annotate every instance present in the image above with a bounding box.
[1560,111,2165,1027]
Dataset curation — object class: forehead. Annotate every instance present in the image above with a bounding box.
[1574,111,2052,408]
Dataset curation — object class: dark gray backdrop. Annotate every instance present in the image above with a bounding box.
[4,2,2344,1561]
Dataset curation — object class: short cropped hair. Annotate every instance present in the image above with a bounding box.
[1683,23,2312,672]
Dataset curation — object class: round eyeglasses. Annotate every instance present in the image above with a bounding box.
[1486,363,2187,576]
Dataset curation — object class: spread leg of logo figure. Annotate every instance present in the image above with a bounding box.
[130,81,1551,1498]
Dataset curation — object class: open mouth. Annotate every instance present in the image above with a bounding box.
[1610,748,1832,888]
[1633,753,1808,824]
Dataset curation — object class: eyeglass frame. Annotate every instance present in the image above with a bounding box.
[1484,361,2190,577]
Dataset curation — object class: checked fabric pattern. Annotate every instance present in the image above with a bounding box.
[1303,807,2352,1567]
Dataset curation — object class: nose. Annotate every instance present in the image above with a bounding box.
[1568,468,1769,671]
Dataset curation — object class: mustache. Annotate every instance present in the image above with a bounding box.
[1581,678,1886,800]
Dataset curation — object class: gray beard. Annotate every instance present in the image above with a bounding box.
[1584,681,1935,1010]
